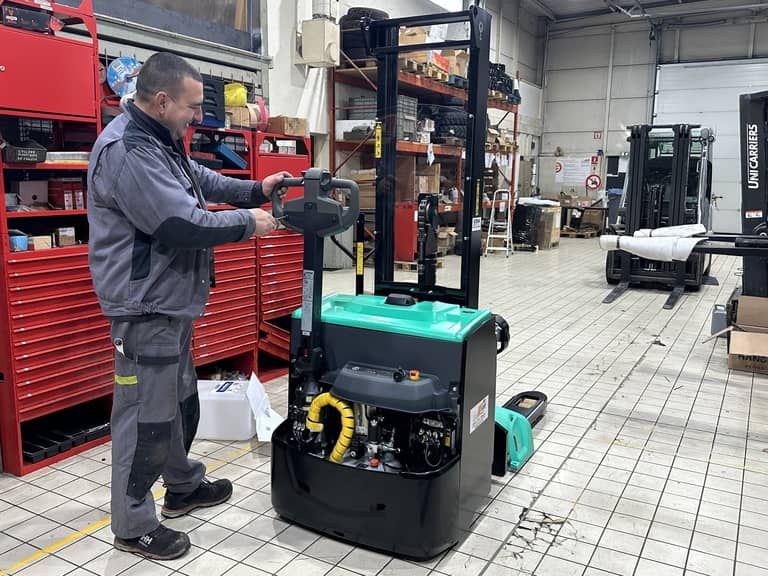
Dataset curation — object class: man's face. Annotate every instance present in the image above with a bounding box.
[161,76,204,140]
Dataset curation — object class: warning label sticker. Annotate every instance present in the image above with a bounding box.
[469,395,489,434]
[745,210,764,219]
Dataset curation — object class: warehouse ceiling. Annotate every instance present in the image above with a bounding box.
[522,0,768,22]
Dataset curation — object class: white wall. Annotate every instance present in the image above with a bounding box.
[539,8,768,196]
[483,0,545,86]
[655,60,768,233]
[539,23,655,196]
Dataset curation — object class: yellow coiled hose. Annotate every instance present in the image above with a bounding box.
[305,392,355,463]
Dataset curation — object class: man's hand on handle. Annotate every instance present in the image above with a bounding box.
[262,171,292,202]
[249,208,279,236]
[249,171,293,236]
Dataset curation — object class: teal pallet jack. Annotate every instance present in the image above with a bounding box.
[492,391,547,476]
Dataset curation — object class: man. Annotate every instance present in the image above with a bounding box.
[87,52,290,561]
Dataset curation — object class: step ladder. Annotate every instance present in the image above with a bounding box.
[484,189,513,257]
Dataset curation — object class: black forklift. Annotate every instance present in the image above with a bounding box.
[269,7,510,560]
[603,124,716,309]
[603,94,768,312]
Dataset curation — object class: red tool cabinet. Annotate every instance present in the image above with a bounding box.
[0,0,309,475]
[252,132,310,363]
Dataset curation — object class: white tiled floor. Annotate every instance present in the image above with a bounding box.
[1,238,767,576]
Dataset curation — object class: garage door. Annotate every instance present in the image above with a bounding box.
[654,59,768,233]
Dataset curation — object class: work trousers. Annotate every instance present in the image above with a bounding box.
[109,315,205,538]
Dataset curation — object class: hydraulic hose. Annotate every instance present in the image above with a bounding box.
[305,392,355,463]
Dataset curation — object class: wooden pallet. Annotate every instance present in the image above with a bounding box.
[417,63,448,83]
[398,58,420,73]
[394,258,445,271]
[560,227,598,238]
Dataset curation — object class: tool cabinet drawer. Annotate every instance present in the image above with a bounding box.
[0,26,96,118]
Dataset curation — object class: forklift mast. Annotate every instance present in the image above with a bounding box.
[739,92,768,236]
[623,124,713,235]
[738,92,768,296]
[365,7,490,309]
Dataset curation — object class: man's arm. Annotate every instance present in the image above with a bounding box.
[114,146,258,248]
[190,159,270,207]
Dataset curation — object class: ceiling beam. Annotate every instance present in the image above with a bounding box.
[523,0,557,21]
[554,0,768,22]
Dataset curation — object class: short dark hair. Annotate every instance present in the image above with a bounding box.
[135,52,202,101]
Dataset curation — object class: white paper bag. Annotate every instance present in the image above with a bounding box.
[245,372,285,441]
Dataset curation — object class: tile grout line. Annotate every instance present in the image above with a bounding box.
[477,280,688,575]
[732,370,755,576]
[0,445,255,575]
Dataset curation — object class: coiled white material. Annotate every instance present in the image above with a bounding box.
[599,235,705,262]
[633,224,706,238]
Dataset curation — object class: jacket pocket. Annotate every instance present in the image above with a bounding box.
[130,229,152,281]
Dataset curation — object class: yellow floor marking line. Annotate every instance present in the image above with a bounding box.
[1,444,255,575]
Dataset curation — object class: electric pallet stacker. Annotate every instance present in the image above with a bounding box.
[268,7,517,560]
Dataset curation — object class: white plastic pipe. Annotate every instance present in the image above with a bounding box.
[633,223,706,238]
[600,235,705,261]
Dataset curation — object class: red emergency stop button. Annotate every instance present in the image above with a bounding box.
[409,370,420,380]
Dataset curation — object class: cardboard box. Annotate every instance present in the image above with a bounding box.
[10,181,48,206]
[55,227,76,247]
[399,26,428,46]
[441,49,469,77]
[28,235,53,250]
[226,104,265,129]
[728,296,768,374]
[350,168,377,210]
[581,207,606,233]
[536,206,561,249]
[350,157,416,209]
[226,106,250,128]
[437,226,456,253]
[416,163,441,194]
[266,116,308,138]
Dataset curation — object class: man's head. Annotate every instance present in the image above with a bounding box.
[134,52,204,140]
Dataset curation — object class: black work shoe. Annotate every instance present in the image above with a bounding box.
[161,478,233,518]
[114,524,190,560]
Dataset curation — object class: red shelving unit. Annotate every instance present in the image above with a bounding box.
[192,240,258,368]
[0,0,110,475]
[0,1,290,474]
[251,132,310,365]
